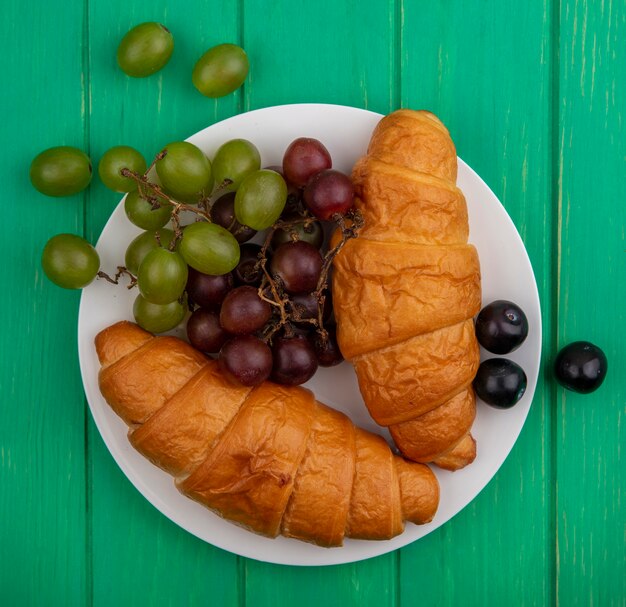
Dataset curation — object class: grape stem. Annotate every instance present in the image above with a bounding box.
[255,209,364,344]
[120,168,214,222]
[97,266,137,289]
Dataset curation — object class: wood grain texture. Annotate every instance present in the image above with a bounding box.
[84,2,241,605]
[556,1,626,605]
[398,2,555,604]
[0,0,88,604]
[1,0,625,604]
[240,0,400,603]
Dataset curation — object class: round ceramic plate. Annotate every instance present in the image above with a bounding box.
[78,103,541,567]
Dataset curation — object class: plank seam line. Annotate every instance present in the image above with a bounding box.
[550,0,562,605]
[81,0,93,604]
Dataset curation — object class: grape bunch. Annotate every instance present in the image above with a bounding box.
[183,137,360,387]
[38,132,362,388]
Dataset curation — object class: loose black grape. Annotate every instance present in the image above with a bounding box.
[270,241,323,294]
[271,334,318,385]
[234,243,263,287]
[554,341,608,394]
[187,308,230,353]
[475,300,529,354]
[473,358,527,408]
[282,138,332,187]
[310,326,343,367]
[186,267,233,308]
[210,192,257,243]
[220,286,271,334]
[219,335,272,386]
[271,216,324,250]
[303,169,354,220]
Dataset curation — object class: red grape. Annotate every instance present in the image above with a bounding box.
[187,308,230,353]
[310,326,343,367]
[219,335,272,386]
[303,169,354,220]
[220,285,271,334]
[271,334,318,385]
[234,243,263,287]
[290,292,331,325]
[270,241,323,294]
[282,138,332,187]
[186,267,233,308]
[271,216,324,250]
[210,192,257,243]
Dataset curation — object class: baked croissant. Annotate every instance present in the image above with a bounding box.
[332,109,482,471]
[95,321,439,547]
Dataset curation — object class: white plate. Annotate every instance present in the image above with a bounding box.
[78,103,541,567]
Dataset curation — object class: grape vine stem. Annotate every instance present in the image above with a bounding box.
[255,209,364,344]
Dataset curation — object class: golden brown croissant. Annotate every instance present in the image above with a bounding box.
[95,321,439,547]
[332,109,482,471]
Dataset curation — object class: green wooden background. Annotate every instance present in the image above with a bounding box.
[1,0,624,605]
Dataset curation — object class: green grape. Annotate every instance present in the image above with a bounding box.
[117,22,174,78]
[234,169,288,230]
[30,146,92,197]
[124,190,171,230]
[192,44,249,98]
[41,234,100,289]
[124,228,174,275]
[98,146,147,192]
[155,141,212,199]
[133,293,186,333]
[212,139,261,192]
[179,222,240,275]
[137,248,188,304]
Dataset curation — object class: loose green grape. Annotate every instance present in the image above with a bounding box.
[212,139,261,192]
[133,293,186,333]
[41,234,100,289]
[179,222,240,275]
[137,248,188,304]
[117,22,174,78]
[124,228,174,275]
[124,190,171,230]
[155,141,212,199]
[192,44,249,98]
[30,146,92,197]
[234,169,287,230]
[98,146,147,192]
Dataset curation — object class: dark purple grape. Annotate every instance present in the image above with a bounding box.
[234,243,263,287]
[282,138,332,187]
[271,333,318,385]
[270,241,323,294]
[219,335,272,386]
[187,308,230,353]
[220,285,271,334]
[290,292,331,325]
[210,191,257,243]
[303,169,354,220]
[310,326,343,367]
[271,216,324,250]
[554,341,608,394]
[473,358,527,408]
[475,300,529,354]
[186,267,234,308]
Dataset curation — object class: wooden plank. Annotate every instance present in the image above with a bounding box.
[399,2,555,605]
[84,2,241,605]
[240,0,400,603]
[0,1,88,605]
[556,1,626,605]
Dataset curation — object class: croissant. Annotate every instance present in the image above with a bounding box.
[95,320,439,547]
[332,109,482,471]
